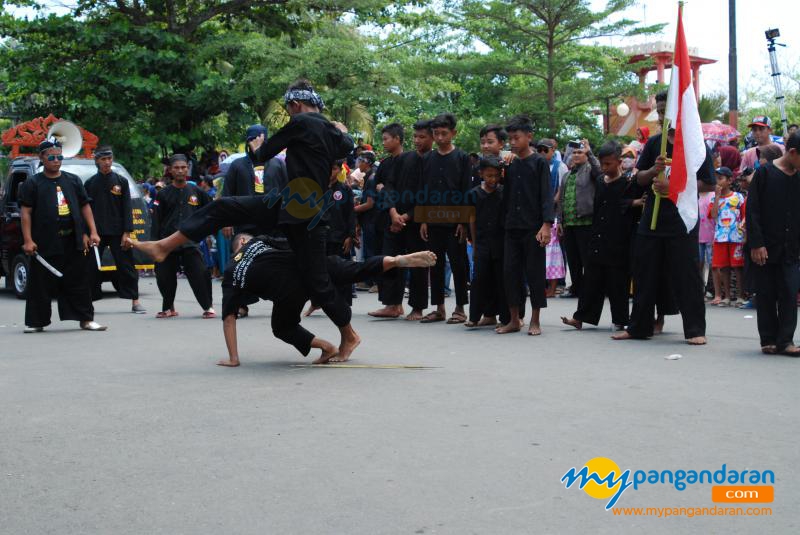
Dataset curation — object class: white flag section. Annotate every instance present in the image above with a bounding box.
[664,5,705,233]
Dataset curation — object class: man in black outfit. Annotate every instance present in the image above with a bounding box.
[84,146,145,313]
[19,140,107,332]
[153,154,215,318]
[221,124,288,238]
[613,90,714,345]
[240,80,360,360]
[418,113,473,325]
[497,115,553,336]
[746,132,800,355]
[378,120,434,321]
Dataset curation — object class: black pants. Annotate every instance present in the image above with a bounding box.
[627,232,706,339]
[25,237,94,328]
[381,222,428,309]
[504,229,547,310]
[155,247,212,311]
[562,225,592,297]
[428,225,468,306]
[283,222,351,328]
[178,196,279,242]
[269,256,386,355]
[573,262,630,326]
[753,261,799,350]
[470,250,509,324]
[92,235,139,300]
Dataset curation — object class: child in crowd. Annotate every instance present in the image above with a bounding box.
[709,166,745,306]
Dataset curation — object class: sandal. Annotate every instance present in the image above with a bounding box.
[156,310,178,318]
[446,311,467,324]
[779,345,800,357]
[420,311,445,323]
[761,345,777,355]
[464,321,478,328]
[202,310,217,319]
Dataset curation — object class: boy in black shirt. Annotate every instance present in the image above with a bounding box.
[380,120,434,321]
[418,113,472,324]
[746,132,800,355]
[248,79,359,360]
[561,141,643,331]
[84,146,144,313]
[19,141,106,332]
[153,154,215,318]
[467,155,508,328]
[497,115,553,336]
[353,150,379,291]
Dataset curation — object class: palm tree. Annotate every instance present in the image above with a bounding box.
[698,92,727,123]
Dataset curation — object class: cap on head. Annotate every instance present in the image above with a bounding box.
[94,147,113,159]
[357,151,376,165]
[535,139,555,149]
[748,115,772,129]
[245,125,268,141]
[715,166,733,177]
[621,146,637,158]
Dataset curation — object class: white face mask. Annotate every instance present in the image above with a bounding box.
[621,157,635,170]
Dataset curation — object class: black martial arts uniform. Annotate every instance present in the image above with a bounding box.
[222,153,288,236]
[18,172,95,327]
[571,176,642,327]
[503,153,554,310]
[468,185,509,323]
[745,163,800,350]
[221,238,392,356]
[253,112,354,328]
[380,149,430,309]
[627,134,714,339]
[153,183,213,312]
[421,148,473,307]
[84,170,138,300]
[327,181,357,305]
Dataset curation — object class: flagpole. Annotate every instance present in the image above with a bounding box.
[650,1,683,231]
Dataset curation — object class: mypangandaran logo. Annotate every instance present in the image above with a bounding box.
[561,458,775,510]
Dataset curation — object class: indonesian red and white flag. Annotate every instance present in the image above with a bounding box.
[665,4,705,233]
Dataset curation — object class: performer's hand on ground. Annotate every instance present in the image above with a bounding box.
[751,246,768,266]
[23,240,37,256]
[247,133,265,153]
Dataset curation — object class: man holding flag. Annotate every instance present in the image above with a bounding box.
[613,4,714,345]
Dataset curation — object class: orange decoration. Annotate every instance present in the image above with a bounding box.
[1,114,99,158]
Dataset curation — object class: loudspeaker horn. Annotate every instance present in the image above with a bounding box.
[46,120,83,158]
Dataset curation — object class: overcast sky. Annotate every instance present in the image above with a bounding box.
[591,0,800,102]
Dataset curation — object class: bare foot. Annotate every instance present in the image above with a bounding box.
[132,239,169,263]
[496,319,523,334]
[304,304,319,317]
[687,336,707,345]
[560,316,582,330]
[334,329,361,362]
[216,359,240,367]
[405,310,424,321]
[313,346,339,364]
[612,331,633,340]
[477,316,497,327]
[397,251,437,268]
[528,322,542,336]
[368,305,403,318]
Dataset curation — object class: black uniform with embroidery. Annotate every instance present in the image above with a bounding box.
[468,184,510,323]
[153,183,213,312]
[627,134,714,339]
[422,149,473,307]
[18,172,95,327]
[571,176,642,326]
[84,170,138,300]
[380,150,429,309]
[746,163,800,350]
[326,181,356,305]
[253,112,354,328]
[223,153,288,236]
[222,238,390,356]
[502,153,554,310]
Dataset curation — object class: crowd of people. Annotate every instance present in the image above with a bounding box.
[18,79,800,361]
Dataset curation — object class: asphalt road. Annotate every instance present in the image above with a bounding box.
[1,276,797,534]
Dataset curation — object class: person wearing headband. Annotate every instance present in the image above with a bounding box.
[17,140,106,332]
[84,146,145,313]
[151,154,216,319]
[247,78,361,361]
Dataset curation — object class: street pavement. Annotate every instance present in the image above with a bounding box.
[1,276,797,534]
